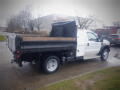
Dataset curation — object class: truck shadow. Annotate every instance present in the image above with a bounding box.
[28,58,107,74]
[10,58,109,90]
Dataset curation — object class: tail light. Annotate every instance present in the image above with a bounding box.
[15,50,22,59]
[16,55,20,59]
[16,50,21,54]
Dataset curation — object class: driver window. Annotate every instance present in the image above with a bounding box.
[87,32,97,41]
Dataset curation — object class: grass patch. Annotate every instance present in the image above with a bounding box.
[39,66,120,90]
[0,35,6,41]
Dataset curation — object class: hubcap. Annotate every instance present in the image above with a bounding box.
[103,50,109,60]
[47,59,58,72]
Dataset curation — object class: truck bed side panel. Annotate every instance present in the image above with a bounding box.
[18,36,77,53]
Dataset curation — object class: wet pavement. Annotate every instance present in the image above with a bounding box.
[0,42,120,90]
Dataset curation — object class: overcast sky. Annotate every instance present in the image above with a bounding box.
[0,0,120,27]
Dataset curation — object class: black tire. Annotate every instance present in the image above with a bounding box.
[101,48,109,61]
[42,56,60,74]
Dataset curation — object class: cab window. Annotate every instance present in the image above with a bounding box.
[87,32,98,41]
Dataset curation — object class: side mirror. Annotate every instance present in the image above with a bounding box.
[97,38,101,42]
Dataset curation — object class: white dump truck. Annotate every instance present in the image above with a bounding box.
[8,21,110,74]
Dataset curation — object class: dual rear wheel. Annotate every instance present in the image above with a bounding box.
[41,56,60,74]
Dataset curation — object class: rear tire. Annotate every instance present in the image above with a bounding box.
[101,48,109,61]
[42,56,60,74]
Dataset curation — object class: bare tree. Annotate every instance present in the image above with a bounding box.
[27,20,35,32]
[76,16,95,29]
[17,8,32,31]
[7,15,22,32]
[7,7,32,33]
[34,17,42,31]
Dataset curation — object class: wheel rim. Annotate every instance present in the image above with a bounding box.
[46,59,58,72]
[103,50,109,60]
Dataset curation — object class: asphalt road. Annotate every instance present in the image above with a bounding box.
[0,42,120,90]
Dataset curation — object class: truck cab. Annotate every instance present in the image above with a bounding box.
[76,30,110,60]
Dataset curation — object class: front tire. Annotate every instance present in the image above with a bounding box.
[101,49,109,61]
[42,56,60,74]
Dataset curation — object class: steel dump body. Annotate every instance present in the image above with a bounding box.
[15,36,76,53]
[14,21,77,53]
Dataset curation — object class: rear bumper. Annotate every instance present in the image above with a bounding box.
[11,58,23,67]
[11,53,23,67]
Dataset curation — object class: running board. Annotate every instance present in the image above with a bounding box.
[84,56,100,60]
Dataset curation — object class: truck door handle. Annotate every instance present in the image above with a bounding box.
[87,43,89,46]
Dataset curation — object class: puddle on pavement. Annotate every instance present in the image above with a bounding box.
[114,53,120,59]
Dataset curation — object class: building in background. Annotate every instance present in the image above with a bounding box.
[95,26,120,37]
[0,27,6,32]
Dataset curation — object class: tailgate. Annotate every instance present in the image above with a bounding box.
[8,34,16,52]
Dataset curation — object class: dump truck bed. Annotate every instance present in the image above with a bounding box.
[8,21,77,53]
[8,35,76,53]
[20,36,76,52]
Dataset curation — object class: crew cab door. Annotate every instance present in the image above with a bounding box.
[84,31,101,59]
